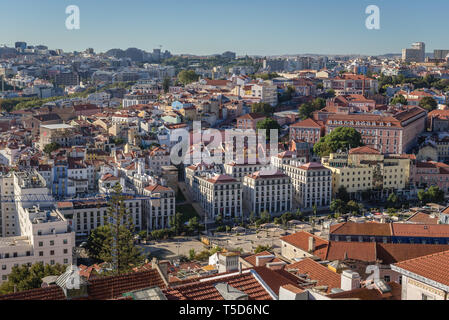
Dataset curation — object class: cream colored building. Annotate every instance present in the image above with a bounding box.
[322,146,412,199]
[242,171,292,216]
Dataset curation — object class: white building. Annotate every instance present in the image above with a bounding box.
[56,198,142,238]
[283,162,332,210]
[0,171,75,283]
[190,173,242,221]
[142,184,175,231]
[391,250,449,300]
[243,171,292,216]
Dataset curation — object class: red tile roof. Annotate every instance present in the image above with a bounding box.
[280,231,329,260]
[286,258,341,293]
[330,222,392,237]
[376,243,449,265]
[406,212,439,225]
[291,118,324,128]
[392,250,449,287]
[163,269,274,300]
[349,146,381,155]
[328,282,401,300]
[325,241,377,262]
[0,269,166,300]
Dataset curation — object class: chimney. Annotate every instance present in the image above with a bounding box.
[308,236,316,253]
[341,270,361,291]
[279,285,306,300]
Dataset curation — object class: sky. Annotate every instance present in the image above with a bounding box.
[0,0,448,56]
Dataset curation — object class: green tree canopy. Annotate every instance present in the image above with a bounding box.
[391,95,408,105]
[313,127,363,157]
[0,263,65,295]
[43,143,61,155]
[418,186,445,204]
[86,183,143,274]
[177,70,199,85]
[298,98,326,120]
[251,102,273,116]
[419,97,438,112]
[256,117,281,141]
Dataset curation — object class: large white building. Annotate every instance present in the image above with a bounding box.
[187,171,242,221]
[142,184,175,231]
[243,171,292,216]
[0,171,75,283]
[56,197,142,238]
[283,162,332,210]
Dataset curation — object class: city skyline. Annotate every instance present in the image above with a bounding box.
[1,0,449,56]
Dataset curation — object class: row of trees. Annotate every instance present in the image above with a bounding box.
[0,263,66,295]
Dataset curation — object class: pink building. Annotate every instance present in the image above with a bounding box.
[414,161,449,193]
[289,118,325,145]
[325,106,427,154]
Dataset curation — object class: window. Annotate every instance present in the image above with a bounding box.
[384,275,391,282]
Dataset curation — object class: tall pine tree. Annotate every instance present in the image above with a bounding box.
[104,183,143,274]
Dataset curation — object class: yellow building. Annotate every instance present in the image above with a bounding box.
[322,146,412,199]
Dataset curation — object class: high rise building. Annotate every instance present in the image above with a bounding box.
[402,42,425,63]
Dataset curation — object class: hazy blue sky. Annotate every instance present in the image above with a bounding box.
[1,0,448,55]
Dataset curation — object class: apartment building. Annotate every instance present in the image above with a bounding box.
[325,106,427,154]
[224,161,264,182]
[39,124,83,151]
[148,146,171,176]
[56,198,142,238]
[414,161,449,193]
[283,161,332,210]
[323,74,379,96]
[289,118,325,145]
[402,42,426,63]
[189,173,242,221]
[322,146,413,199]
[0,174,17,237]
[142,184,175,231]
[243,171,292,216]
[0,171,75,283]
[251,82,278,107]
[236,113,266,130]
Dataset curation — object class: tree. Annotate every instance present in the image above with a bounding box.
[189,249,196,261]
[346,201,364,216]
[86,225,113,261]
[249,211,256,224]
[187,217,200,236]
[162,76,171,93]
[170,212,184,236]
[251,102,273,116]
[313,127,363,157]
[336,186,350,203]
[391,95,408,105]
[177,70,199,86]
[259,211,271,224]
[330,199,346,215]
[418,186,445,204]
[215,213,224,226]
[256,117,281,141]
[43,143,61,155]
[298,98,326,120]
[387,193,400,209]
[419,97,438,112]
[0,263,65,295]
[101,183,143,274]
